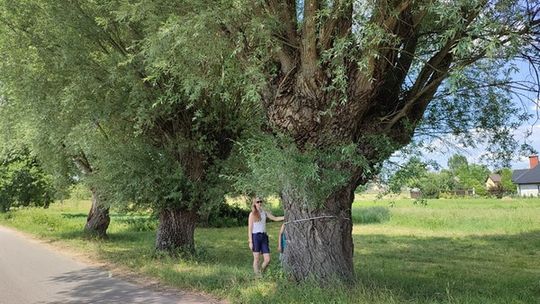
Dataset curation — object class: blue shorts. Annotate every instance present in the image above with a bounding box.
[252,233,270,254]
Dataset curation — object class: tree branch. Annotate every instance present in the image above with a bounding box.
[301,0,320,78]
[72,150,93,175]
[320,0,353,50]
[261,0,299,74]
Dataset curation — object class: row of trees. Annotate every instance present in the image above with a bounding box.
[0,0,538,282]
[386,154,515,198]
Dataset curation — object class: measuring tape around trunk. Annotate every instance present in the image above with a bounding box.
[283,215,351,225]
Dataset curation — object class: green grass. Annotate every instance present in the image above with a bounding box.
[1,197,540,303]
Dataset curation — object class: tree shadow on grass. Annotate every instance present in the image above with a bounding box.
[353,230,540,303]
[60,213,150,219]
[60,213,87,219]
[56,228,154,243]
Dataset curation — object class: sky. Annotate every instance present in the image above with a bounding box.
[396,60,540,171]
[419,122,540,170]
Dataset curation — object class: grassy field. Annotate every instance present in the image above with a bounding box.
[1,196,539,303]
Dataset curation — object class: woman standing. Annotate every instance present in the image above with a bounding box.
[248,197,284,275]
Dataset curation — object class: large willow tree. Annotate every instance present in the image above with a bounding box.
[217,0,540,281]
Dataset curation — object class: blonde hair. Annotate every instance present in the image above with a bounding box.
[251,197,262,222]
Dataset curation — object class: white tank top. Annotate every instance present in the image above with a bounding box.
[252,210,267,233]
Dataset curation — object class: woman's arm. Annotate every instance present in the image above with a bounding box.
[266,210,284,221]
[248,212,254,249]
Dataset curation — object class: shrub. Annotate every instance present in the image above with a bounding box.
[0,147,55,212]
[202,203,250,228]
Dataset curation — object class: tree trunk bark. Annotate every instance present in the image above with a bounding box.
[155,207,198,253]
[282,179,357,282]
[84,188,110,238]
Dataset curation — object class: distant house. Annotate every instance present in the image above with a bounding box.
[485,174,502,191]
[512,155,540,196]
[410,188,422,199]
[362,178,389,194]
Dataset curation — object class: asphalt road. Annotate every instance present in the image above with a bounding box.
[0,225,219,304]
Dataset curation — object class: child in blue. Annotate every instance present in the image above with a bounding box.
[278,223,286,263]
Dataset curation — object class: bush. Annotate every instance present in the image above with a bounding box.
[353,206,391,224]
[0,147,55,212]
[202,203,250,228]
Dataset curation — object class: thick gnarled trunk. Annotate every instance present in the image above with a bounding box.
[155,207,198,252]
[84,188,110,238]
[282,177,358,282]
[266,73,383,282]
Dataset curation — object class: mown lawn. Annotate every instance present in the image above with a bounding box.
[1,196,539,303]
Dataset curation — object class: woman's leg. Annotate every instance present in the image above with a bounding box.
[252,252,261,274]
[261,253,271,272]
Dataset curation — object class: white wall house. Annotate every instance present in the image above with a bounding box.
[517,184,540,197]
[512,155,540,197]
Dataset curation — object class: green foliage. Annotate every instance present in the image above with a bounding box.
[499,168,516,195]
[68,183,92,200]
[448,155,490,196]
[88,135,189,209]
[418,173,445,198]
[0,146,55,212]
[233,133,370,207]
[0,0,110,200]
[388,154,494,198]
[486,167,517,198]
[447,154,468,174]
[387,158,450,198]
[388,157,429,193]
